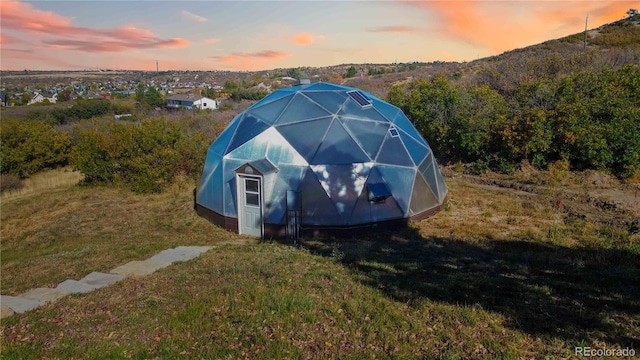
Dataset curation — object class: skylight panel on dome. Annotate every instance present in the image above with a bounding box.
[347,90,372,108]
[389,127,399,137]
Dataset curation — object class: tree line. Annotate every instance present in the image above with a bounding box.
[0,95,226,193]
[387,64,640,178]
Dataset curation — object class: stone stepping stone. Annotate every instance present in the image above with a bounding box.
[56,279,99,294]
[20,287,70,303]
[148,246,214,263]
[1,304,15,319]
[79,272,126,289]
[110,259,172,277]
[0,246,215,318]
[0,295,43,314]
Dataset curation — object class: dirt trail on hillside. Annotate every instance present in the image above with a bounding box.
[436,169,640,240]
[459,174,640,217]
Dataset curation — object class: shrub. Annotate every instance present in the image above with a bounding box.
[0,119,71,177]
[112,102,135,115]
[388,65,640,178]
[49,99,112,124]
[229,88,268,102]
[70,118,206,194]
[0,174,24,194]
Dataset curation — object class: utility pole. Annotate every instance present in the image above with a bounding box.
[583,15,589,51]
[156,60,159,72]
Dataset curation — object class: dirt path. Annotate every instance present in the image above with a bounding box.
[459,174,640,217]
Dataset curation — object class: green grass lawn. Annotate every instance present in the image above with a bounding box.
[1,173,638,358]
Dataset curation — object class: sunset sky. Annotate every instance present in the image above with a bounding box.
[1,0,637,71]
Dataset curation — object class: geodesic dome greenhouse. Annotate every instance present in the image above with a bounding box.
[195,82,447,238]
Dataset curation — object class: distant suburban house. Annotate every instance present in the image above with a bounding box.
[113,89,136,96]
[28,91,57,105]
[166,94,219,110]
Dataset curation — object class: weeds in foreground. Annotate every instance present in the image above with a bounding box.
[2,169,638,359]
[0,174,23,194]
[546,160,569,243]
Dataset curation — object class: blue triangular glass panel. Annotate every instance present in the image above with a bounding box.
[433,159,448,202]
[376,133,415,167]
[299,168,344,225]
[303,91,348,114]
[370,98,401,122]
[275,93,332,125]
[418,153,436,192]
[264,128,308,166]
[391,113,425,144]
[305,83,348,91]
[278,165,307,191]
[250,87,297,108]
[398,128,430,166]
[264,177,288,224]
[310,163,371,223]
[311,120,370,165]
[375,165,416,216]
[340,118,389,160]
[197,161,225,214]
[198,148,222,197]
[338,97,388,122]
[364,92,384,102]
[226,114,271,154]
[409,171,439,216]
[221,158,245,217]
[348,186,372,225]
[208,115,241,156]
[248,95,293,125]
[276,117,333,162]
[265,164,308,224]
[348,167,404,224]
[226,132,269,162]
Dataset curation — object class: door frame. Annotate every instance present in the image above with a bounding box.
[236,174,264,237]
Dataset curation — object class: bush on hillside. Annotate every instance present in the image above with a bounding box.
[26,99,113,125]
[589,23,640,48]
[388,65,640,178]
[0,174,24,194]
[70,118,208,193]
[0,119,71,178]
[229,88,268,102]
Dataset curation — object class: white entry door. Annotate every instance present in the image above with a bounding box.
[238,175,263,237]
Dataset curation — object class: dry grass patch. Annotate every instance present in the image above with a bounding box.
[1,170,638,358]
[1,243,542,359]
[1,175,246,294]
[416,177,553,242]
[0,167,83,200]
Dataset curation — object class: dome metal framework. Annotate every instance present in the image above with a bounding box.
[195,82,447,238]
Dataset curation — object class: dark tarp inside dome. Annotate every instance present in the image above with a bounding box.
[195,82,447,238]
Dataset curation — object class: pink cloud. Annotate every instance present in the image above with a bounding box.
[366,26,418,33]
[1,47,88,70]
[403,0,637,54]
[291,32,325,46]
[210,50,290,71]
[43,38,188,52]
[182,10,208,23]
[2,48,33,54]
[0,0,189,53]
[203,38,220,44]
[212,50,290,63]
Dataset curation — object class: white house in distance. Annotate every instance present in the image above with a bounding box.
[28,91,57,105]
[166,94,219,110]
